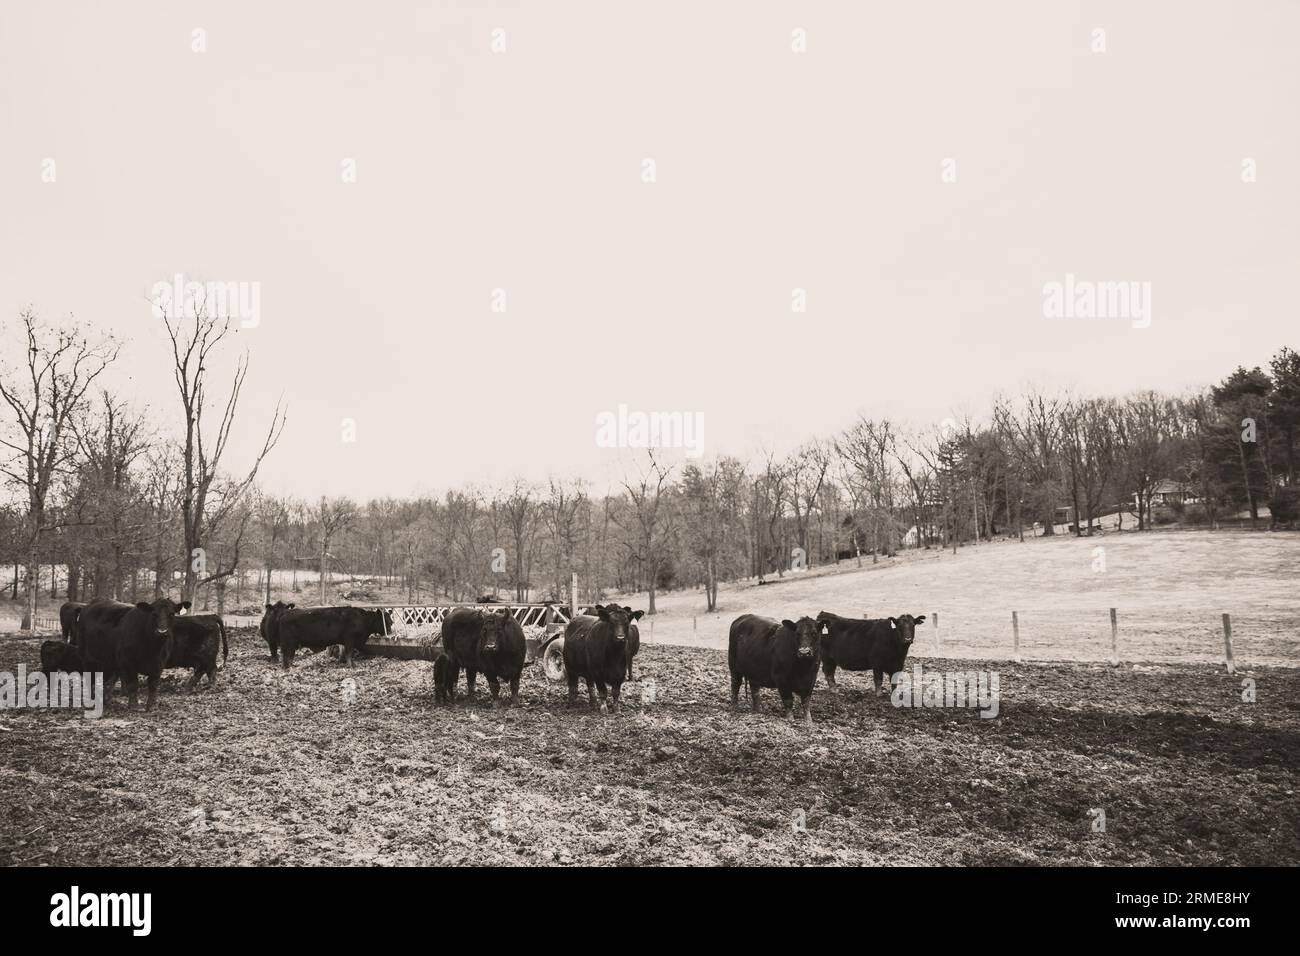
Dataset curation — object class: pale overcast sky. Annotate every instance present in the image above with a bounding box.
[1,1,1296,500]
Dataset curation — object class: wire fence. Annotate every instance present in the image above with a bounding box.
[637,606,1300,668]
[6,597,1297,670]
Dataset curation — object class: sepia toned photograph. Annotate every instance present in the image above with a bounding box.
[0,0,1294,928]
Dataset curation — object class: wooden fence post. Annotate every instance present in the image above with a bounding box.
[1222,613,1235,675]
[1012,611,1020,661]
[1110,607,1119,665]
[569,572,577,617]
[933,611,940,655]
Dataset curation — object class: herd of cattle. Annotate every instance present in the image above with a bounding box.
[39,597,926,721]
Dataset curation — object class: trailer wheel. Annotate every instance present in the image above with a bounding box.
[541,637,566,682]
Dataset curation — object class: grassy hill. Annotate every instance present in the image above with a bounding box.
[608,530,1300,666]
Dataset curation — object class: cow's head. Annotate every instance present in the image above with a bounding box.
[365,607,394,635]
[888,613,926,645]
[594,604,643,642]
[261,600,293,629]
[782,616,827,658]
[479,607,513,651]
[137,598,189,637]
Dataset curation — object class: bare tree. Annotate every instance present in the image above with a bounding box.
[255,491,290,603]
[618,452,678,614]
[0,310,118,629]
[543,476,586,599]
[445,488,484,600]
[203,490,256,613]
[70,390,151,599]
[140,444,182,598]
[993,389,1065,534]
[752,449,789,580]
[314,496,357,605]
[893,426,936,549]
[838,417,901,561]
[1060,397,1121,535]
[160,295,285,602]
[1115,391,1182,530]
[502,480,542,602]
[786,439,830,566]
[681,456,747,610]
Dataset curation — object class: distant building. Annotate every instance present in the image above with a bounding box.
[1134,479,1201,513]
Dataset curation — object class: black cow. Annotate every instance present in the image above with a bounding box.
[40,640,86,675]
[621,609,642,681]
[728,614,825,725]
[59,601,86,644]
[562,605,644,713]
[79,597,191,710]
[259,600,296,661]
[438,607,527,706]
[816,611,926,695]
[169,614,227,689]
[277,605,391,669]
[575,605,642,681]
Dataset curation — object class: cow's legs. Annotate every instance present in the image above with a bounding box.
[145,673,161,712]
[99,671,116,707]
[750,683,761,712]
[123,673,140,710]
[567,674,580,705]
[800,692,814,727]
[822,659,838,693]
[186,668,201,690]
[873,669,885,696]
[584,677,596,709]
[609,680,622,714]
[487,676,501,706]
[445,661,461,703]
[509,675,520,705]
[595,680,609,713]
[780,689,795,719]
[465,668,477,701]
[730,672,742,708]
[281,642,296,670]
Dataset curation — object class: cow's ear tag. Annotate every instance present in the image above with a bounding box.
[890,620,897,629]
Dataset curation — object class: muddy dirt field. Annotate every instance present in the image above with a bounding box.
[2,628,1297,866]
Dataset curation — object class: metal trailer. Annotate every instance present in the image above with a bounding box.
[363,602,592,682]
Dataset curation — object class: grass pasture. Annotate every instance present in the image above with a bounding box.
[612,530,1300,666]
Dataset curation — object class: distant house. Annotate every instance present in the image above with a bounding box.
[1136,479,1201,512]
[1053,504,1100,533]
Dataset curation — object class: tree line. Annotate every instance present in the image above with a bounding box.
[2,306,1297,622]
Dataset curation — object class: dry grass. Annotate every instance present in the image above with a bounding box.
[609,530,1300,665]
